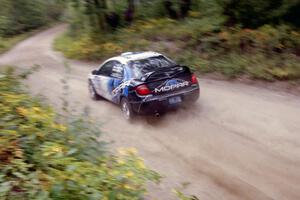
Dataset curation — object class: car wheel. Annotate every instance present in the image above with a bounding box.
[88,81,100,100]
[121,98,134,120]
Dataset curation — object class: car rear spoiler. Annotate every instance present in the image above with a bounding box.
[144,65,190,82]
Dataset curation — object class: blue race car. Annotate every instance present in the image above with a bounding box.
[88,51,199,120]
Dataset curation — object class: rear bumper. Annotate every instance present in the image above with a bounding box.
[130,86,199,114]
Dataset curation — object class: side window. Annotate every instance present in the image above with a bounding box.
[111,61,124,79]
[98,61,114,76]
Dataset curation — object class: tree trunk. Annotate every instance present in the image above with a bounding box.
[93,0,106,31]
[164,0,178,19]
[124,0,135,24]
[180,0,191,18]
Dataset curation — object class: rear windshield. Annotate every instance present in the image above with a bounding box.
[128,56,175,78]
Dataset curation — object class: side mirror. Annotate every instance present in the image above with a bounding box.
[92,70,98,75]
[179,65,190,72]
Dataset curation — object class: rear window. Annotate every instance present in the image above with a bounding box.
[128,56,175,79]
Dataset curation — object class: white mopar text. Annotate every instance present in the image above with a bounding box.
[154,81,189,93]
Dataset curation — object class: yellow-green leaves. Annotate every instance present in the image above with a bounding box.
[0,69,160,200]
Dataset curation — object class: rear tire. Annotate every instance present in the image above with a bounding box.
[120,98,134,121]
[88,80,100,100]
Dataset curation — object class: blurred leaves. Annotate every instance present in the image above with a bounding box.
[223,0,300,28]
[55,15,300,81]
[0,0,65,36]
[0,68,161,199]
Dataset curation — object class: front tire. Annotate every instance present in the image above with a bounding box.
[120,98,134,121]
[88,81,100,100]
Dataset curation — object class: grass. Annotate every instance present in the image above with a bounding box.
[54,17,300,81]
[0,34,30,54]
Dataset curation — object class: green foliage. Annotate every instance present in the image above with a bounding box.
[62,0,300,36]
[54,0,300,81]
[191,0,225,17]
[0,68,161,199]
[135,0,166,19]
[67,0,108,34]
[176,24,300,80]
[0,0,64,36]
[55,15,300,81]
[54,32,124,60]
[0,34,28,54]
[224,0,300,28]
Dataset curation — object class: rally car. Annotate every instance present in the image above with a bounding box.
[88,51,199,120]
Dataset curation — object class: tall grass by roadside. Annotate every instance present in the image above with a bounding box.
[0,33,30,54]
[54,17,300,81]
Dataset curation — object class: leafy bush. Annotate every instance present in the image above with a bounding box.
[219,25,300,55]
[54,16,300,81]
[0,34,29,54]
[54,33,124,60]
[0,0,64,36]
[174,23,300,80]
[223,0,300,28]
[135,0,167,19]
[0,68,161,199]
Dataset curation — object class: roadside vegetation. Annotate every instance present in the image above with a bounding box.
[0,0,65,53]
[0,33,30,54]
[0,27,53,54]
[55,0,300,81]
[0,67,197,199]
[0,67,160,199]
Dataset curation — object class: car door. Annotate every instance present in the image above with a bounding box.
[110,61,124,103]
[94,60,124,102]
[93,60,114,100]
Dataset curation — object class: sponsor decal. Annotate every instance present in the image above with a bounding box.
[112,80,131,96]
[154,79,189,93]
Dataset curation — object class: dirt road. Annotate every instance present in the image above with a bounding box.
[1,25,300,200]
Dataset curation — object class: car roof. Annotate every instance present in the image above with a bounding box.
[107,51,163,64]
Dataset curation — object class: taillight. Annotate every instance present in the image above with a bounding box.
[136,84,151,95]
[191,74,198,84]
